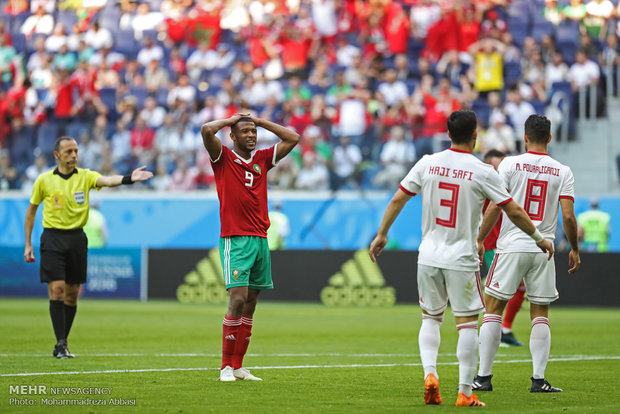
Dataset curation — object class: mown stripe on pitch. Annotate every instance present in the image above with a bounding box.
[2,355,620,377]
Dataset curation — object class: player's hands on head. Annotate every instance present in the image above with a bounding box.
[131,166,154,182]
[369,235,387,263]
[24,246,35,263]
[568,249,581,274]
[536,239,554,261]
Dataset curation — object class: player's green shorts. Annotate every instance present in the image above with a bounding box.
[219,236,273,290]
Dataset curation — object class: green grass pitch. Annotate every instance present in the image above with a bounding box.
[1,299,619,413]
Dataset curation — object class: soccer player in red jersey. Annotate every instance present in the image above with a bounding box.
[201,114,299,382]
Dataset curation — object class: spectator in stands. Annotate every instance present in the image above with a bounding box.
[284,75,312,102]
[27,36,49,72]
[129,3,165,41]
[78,132,103,170]
[410,0,441,41]
[90,45,125,71]
[436,50,469,88]
[140,97,166,129]
[294,152,329,190]
[66,24,82,52]
[569,49,601,92]
[469,37,506,97]
[84,21,113,50]
[21,6,54,38]
[377,68,409,108]
[168,114,198,163]
[167,74,196,107]
[45,23,68,54]
[136,36,164,68]
[22,154,49,193]
[194,148,215,189]
[110,120,132,174]
[52,44,77,71]
[0,35,17,88]
[579,33,601,60]
[308,58,333,91]
[372,126,416,190]
[523,50,546,86]
[0,150,18,190]
[545,50,570,90]
[169,157,198,191]
[31,56,53,89]
[544,0,563,26]
[478,111,516,155]
[130,116,155,167]
[95,59,120,89]
[583,0,614,40]
[331,135,362,189]
[563,0,587,22]
[504,86,536,147]
[151,163,172,191]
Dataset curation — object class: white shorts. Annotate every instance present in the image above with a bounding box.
[485,252,558,305]
[417,264,485,317]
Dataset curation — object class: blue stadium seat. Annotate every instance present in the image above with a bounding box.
[99,88,117,111]
[35,88,48,101]
[36,122,60,156]
[503,61,522,86]
[472,99,491,128]
[531,21,555,42]
[66,122,89,140]
[556,20,580,45]
[406,79,418,95]
[10,126,36,168]
[11,33,27,53]
[156,88,169,108]
[128,86,148,108]
[115,30,139,58]
[508,23,529,48]
[530,99,546,115]
[557,41,577,65]
[56,11,77,32]
[10,13,30,34]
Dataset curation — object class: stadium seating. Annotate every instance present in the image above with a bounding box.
[36,121,60,157]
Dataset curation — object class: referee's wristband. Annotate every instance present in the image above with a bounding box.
[121,174,134,185]
[530,228,544,243]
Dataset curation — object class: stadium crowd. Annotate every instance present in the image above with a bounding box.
[0,0,618,191]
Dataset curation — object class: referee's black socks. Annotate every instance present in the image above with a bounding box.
[49,300,65,342]
[64,304,77,340]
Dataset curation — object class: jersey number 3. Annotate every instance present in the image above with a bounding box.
[245,171,254,187]
[436,182,459,228]
[524,179,548,221]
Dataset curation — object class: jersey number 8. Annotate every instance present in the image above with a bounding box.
[524,179,548,221]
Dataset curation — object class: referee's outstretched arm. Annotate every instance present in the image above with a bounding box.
[96,166,154,187]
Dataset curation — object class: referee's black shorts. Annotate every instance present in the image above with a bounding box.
[40,228,88,285]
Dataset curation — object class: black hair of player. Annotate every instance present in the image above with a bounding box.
[54,136,76,152]
[484,149,505,162]
[231,117,255,134]
[447,110,478,144]
[524,114,551,144]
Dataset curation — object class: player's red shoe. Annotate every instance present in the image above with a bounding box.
[455,392,486,407]
[424,373,442,405]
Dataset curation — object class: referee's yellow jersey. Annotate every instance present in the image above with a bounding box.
[30,168,102,229]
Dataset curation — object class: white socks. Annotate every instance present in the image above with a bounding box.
[456,322,479,397]
[419,315,443,378]
[530,317,551,379]
[478,314,502,377]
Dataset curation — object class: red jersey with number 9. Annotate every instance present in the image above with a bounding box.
[212,145,277,238]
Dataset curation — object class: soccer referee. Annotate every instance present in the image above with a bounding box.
[24,136,153,358]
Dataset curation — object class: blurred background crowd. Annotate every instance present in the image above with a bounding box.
[0,0,618,192]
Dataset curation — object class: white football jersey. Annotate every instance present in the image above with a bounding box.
[496,151,574,253]
[400,149,512,271]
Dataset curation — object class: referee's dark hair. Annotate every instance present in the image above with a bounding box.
[484,149,505,162]
[524,114,551,144]
[54,136,76,153]
[447,110,478,144]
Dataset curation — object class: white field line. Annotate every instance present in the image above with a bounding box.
[0,352,605,358]
[2,355,620,377]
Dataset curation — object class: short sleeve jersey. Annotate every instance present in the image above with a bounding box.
[212,145,277,238]
[30,168,102,229]
[400,148,512,271]
[496,151,574,253]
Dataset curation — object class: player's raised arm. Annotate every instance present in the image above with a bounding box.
[369,188,412,262]
[201,115,246,161]
[248,115,300,162]
[500,200,555,260]
[96,166,154,187]
[560,198,581,274]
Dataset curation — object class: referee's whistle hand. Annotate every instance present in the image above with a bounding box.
[24,246,35,263]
